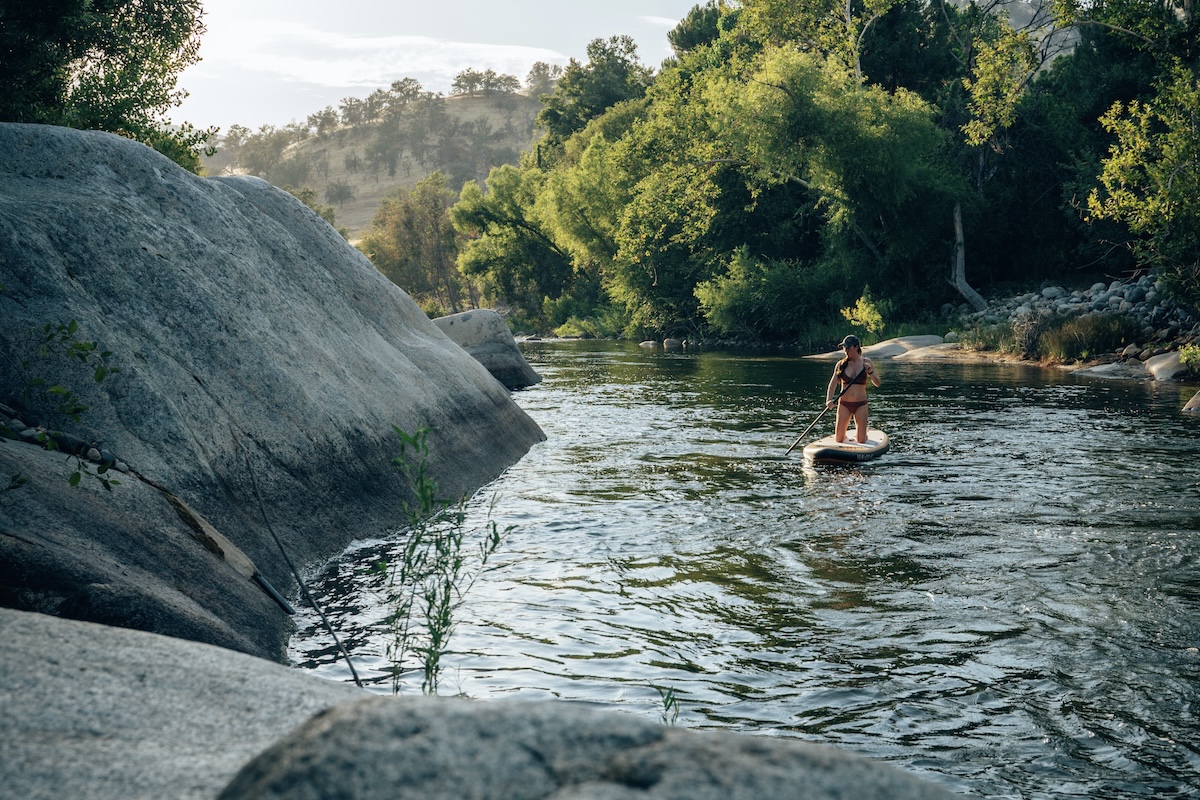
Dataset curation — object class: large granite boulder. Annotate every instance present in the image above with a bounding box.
[0,124,545,655]
[0,608,362,800]
[432,308,542,389]
[220,695,956,800]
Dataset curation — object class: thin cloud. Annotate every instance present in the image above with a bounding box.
[203,19,564,89]
[639,16,681,28]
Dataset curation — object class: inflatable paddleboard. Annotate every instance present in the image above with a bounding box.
[802,428,890,465]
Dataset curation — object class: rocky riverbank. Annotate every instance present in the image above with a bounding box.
[951,274,1199,362]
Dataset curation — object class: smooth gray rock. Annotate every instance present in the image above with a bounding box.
[1184,390,1200,414]
[0,608,362,800]
[219,695,957,800]
[432,309,542,389]
[0,124,544,652]
[0,442,291,660]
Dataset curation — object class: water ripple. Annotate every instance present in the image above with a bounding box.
[291,342,1200,799]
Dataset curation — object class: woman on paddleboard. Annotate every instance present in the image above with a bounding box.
[825,335,880,444]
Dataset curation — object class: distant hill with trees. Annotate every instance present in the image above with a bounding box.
[201,69,548,238]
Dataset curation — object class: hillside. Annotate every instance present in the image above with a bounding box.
[202,92,542,240]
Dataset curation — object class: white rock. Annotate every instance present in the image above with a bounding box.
[1146,351,1186,380]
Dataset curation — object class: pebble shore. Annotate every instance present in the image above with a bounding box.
[951,275,1200,361]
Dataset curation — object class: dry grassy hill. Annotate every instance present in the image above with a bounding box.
[203,93,542,241]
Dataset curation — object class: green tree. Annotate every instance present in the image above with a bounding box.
[325,180,355,207]
[525,61,563,97]
[668,1,727,56]
[1051,0,1199,301]
[452,68,484,96]
[361,173,471,315]
[1088,62,1200,302]
[0,0,214,170]
[536,36,653,155]
[451,165,574,319]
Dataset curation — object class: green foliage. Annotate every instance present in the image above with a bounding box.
[23,320,119,421]
[451,167,574,322]
[0,0,215,171]
[695,248,853,341]
[840,287,891,338]
[1087,62,1200,305]
[536,36,653,154]
[432,0,1196,343]
[1011,311,1062,359]
[324,180,355,207]
[2,319,121,490]
[668,1,726,56]
[959,322,1017,354]
[656,686,681,726]
[1180,343,1200,374]
[361,172,473,313]
[382,427,509,694]
[1036,313,1141,362]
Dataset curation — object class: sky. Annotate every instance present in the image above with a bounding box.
[175,0,701,132]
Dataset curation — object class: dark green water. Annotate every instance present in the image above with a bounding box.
[292,341,1200,799]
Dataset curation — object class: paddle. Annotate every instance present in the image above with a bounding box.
[784,379,852,456]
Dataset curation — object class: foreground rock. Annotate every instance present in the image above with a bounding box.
[221,697,955,800]
[0,124,545,655]
[432,308,542,389]
[1,609,955,800]
[0,608,362,800]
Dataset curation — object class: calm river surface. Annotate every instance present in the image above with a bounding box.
[292,341,1200,799]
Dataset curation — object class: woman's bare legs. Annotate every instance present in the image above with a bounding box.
[852,404,869,442]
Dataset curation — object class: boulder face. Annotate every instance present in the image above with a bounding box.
[0,608,362,800]
[432,308,542,389]
[0,124,545,654]
[219,695,957,800]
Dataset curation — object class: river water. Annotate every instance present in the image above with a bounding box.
[291,341,1200,799]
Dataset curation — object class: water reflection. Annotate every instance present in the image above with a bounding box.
[292,341,1200,799]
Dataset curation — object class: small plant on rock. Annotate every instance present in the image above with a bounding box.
[380,426,509,695]
[1,319,121,489]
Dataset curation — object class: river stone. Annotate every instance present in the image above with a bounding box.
[0,608,362,800]
[0,124,545,653]
[1184,391,1200,414]
[218,695,957,800]
[432,309,542,390]
[1145,351,1186,380]
[1041,285,1066,299]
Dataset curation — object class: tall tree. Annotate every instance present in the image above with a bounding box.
[0,0,213,169]
[361,172,470,314]
[451,165,574,318]
[1053,0,1199,301]
[536,36,653,155]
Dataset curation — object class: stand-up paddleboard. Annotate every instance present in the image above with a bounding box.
[802,428,889,464]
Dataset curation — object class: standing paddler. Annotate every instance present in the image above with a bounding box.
[825,335,881,444]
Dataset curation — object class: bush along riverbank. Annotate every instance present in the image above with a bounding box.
[952,275,1200,366]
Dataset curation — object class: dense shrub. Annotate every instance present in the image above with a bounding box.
[1037,313,1140,362]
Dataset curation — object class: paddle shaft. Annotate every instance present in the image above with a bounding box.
[784,379,853,455]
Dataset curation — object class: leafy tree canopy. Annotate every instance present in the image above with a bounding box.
[0,0,214,170]
[536,35,653,156]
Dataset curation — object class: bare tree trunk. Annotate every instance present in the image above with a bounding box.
[950,201,987,311]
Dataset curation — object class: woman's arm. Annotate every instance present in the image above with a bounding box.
[825,370,840,406]
[866,358,881,387]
